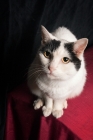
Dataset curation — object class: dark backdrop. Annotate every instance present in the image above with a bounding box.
[1,0,93,139]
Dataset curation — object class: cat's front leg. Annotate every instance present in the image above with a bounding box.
[42,94,53,117]
[52,99,68,118]
[33,98,43,110]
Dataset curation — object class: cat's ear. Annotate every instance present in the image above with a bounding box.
[41,25,51,45]
[73,38,88,57]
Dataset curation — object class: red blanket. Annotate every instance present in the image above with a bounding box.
[4,47,93,140]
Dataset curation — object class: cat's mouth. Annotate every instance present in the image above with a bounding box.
[44,70,58,79]
[47,73,57,79]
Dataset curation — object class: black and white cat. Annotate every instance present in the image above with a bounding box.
[27,25,88,118]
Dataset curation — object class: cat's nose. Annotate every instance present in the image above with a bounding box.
[48,66,55,72]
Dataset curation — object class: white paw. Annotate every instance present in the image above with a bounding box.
[42,106,52,117]
[33,99,43,110]
[52,110,63,118]
[63,100,68,109]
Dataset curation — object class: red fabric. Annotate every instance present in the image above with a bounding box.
[4,47,93,140]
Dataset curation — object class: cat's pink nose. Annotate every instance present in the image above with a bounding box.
[48,66,55,72]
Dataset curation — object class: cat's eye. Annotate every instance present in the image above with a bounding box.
[62,57,70,64]
[43,51,51,58]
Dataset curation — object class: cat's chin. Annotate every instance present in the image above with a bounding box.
[46,73,71,81]
[46,73,59,80]
[47,73,56,79]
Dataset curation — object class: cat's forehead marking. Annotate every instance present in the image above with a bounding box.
[40,39,61,53]
[53,43,70,58]
[64,42,81,70]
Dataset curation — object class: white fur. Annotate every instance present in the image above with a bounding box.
[27,26,87,118]
[52,27,77,42]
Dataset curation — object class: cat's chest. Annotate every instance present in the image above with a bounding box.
[36,76,73,99]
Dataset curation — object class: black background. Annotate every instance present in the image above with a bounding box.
[1,0,93,139]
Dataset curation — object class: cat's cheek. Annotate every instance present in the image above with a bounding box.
[53,69,76,80]
[61,64,77,77]
[39,53,49,65]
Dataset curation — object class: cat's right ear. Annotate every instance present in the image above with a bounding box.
[41,25,51,45]
[73,38,88,57]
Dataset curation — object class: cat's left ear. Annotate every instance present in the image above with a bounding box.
[73,38,88,57]
[41,25,51,45]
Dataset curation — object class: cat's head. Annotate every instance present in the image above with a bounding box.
[38,25,88,80]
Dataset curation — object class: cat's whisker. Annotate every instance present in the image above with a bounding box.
[28,71,41,79]
[31,64,41,66]
[24,68,39,77]
[28,68,44,74]
[28,70,43,79]
[35,72,42,82]
[31,63,48,69]
[28,68,42,72]
[30,71,42,85]
[31,64,43,67]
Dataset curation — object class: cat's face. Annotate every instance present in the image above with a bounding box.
[39,39,80,80]
[38,26,88,80]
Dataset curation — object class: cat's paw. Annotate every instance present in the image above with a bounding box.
[33,99,43,110]
[52,110,63,118]
[42,106,52,117]
[63,100,68,109]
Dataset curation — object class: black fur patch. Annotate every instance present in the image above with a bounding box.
[39,39,61,53]
[64,43,81,70]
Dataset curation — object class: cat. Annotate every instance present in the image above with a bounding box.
[27,25,88,118]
